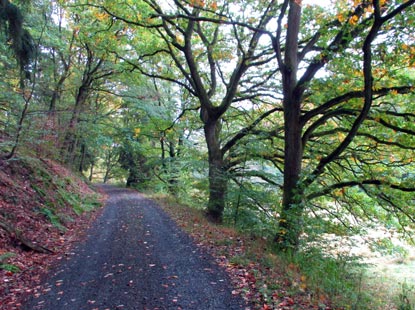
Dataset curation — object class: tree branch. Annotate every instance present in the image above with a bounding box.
[307,179,415,200]
[222,107,281,155]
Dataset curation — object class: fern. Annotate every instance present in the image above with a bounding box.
[40,207,66,232]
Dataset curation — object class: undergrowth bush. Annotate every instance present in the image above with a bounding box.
[223,206,277,239]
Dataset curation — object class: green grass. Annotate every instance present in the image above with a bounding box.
[280,248,372,309]
[0,252,20,273]
[363,256,415,310]
[229,254,252,266]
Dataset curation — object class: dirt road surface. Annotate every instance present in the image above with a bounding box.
[22,185,247,310]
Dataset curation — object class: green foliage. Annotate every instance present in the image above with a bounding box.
[72,195,101,216]
[0,262,20,273]
[369,238,409,258]
[0,252,15,262]
[168,157,209,207]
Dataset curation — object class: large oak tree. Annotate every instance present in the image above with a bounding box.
[94,0,280,221]
[271,0,415,250]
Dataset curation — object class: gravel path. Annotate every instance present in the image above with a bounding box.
[22,185,247,310]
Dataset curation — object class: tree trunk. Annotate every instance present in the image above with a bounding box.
[61,84,89,164]
[126,168,140,187]
[275,0,304,251]
[78,142,86,173]
[275,91,304,250]
[204,119,227,223]
[2,89,31,160]
[104,168,111,184]
[89,161,94,182]
[60,45,103,165]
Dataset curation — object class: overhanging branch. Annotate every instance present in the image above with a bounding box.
[307,179,415,200]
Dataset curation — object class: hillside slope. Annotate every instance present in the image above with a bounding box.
[0,157,102,310]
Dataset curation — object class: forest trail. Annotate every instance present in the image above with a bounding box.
[22,185,247,310]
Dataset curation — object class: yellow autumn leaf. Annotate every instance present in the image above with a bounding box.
[190,0,205,7]
[337,132,345,140]
[175,35,184,45]
[337,13,346,23]
[94,11,108,21]
[134,128,141,137]
[349,15,359,25]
